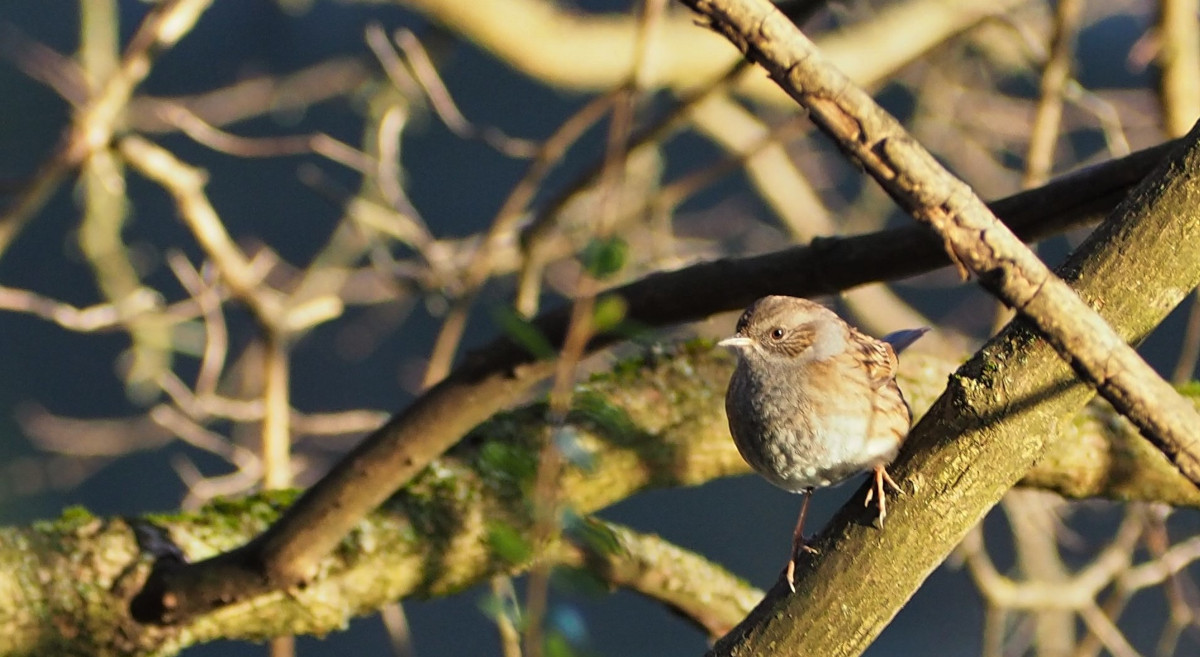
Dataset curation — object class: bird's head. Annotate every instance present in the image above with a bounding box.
[718,296,846,365]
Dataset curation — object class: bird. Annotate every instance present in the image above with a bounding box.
[719,295,927,590]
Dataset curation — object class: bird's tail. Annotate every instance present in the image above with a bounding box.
[881,327,930,354]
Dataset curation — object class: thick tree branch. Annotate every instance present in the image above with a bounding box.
[555,516,762,639]
[391,0,1025,105]
[129,134,1175,624]
[9,338,1200,655]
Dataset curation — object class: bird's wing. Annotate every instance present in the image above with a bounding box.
[853,328,900,390]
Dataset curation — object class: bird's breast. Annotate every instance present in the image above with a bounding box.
[725,360,904,492]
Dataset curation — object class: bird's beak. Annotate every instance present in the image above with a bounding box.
[718,335,752,350]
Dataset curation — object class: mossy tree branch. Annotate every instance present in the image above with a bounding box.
[4,337,1199,655]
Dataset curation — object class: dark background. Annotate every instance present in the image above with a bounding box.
[0,2,1193,656]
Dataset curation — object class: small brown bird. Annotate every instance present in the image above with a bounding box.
[720,295,927,590]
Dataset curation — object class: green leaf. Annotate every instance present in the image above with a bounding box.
[550,565,609,597]
[571,391,638,439]
[544,632,577,657]
[591,294,627,332]
[492,305,555,359]
[562,510,621,556]
[581,236,627,280]
[477,440,539,486]
[487,522,534,564]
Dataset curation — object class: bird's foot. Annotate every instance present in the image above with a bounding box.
[785,539,820,591]
[864,465,901,528]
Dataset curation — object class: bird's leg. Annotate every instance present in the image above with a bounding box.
[864,464,902,526]
[786,487,818,591]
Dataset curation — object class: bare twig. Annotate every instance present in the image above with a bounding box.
[962,512,1142,611]
[654,112,807,211]
[1078,604,1143,657]
[1159,0,1200,138]
[0,0,214,258]
[155,103,377,173]
[394,29,540,159]
[131,58,371,134]
[366,23,422,98]
[516,60,750,309]
[166,252,228,398]
[1173,292,1200,384]
[374,102,413,214]
[117,135,284,325]
[1023,0,1082,188]
[1062,81,1133,158]
[262,333,292,490]
[0,285,160,331]
[379,602,418,657]
[19,406,170,456]
[292,410,388,437]
[489,578,522,657]
[0,23,88,105]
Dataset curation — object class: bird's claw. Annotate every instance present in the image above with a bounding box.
[865,466,901,527]
[785,542,820,592]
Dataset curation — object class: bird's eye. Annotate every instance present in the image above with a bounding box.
[769,328,786,340]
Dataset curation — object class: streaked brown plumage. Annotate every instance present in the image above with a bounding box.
[720,295,926,590]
